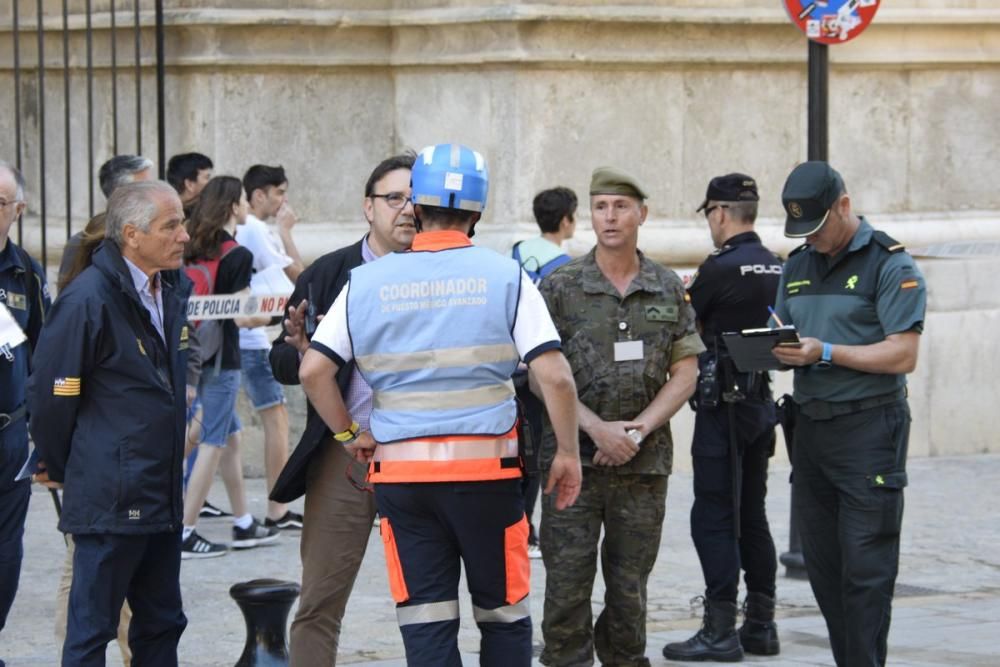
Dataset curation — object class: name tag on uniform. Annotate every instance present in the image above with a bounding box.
[614,340,644,362]
[5,291,27,311]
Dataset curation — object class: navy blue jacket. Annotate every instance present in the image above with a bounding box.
[1,239,50,447]
[28,241,191,535]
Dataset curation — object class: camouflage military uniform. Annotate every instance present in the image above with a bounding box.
[538,248,705,666]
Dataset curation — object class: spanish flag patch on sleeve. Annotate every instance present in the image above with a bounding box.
[900,279,919,290]
[53,377,81,397]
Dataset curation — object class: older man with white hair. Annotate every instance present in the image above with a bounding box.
[29,180,191,666]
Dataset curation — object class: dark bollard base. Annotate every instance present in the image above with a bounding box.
[230,578,301,667]
[779,550,808,580]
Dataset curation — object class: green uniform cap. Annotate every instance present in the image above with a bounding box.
[782,161,845,238]
[590,166,649,200]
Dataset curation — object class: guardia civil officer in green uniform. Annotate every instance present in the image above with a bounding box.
[538,167,704,666]
[771,162,926,667]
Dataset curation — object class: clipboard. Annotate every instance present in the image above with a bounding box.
[721,326,800,372]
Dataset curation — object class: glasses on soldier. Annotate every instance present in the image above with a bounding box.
[370,192,410,210]
[703,204,729,218]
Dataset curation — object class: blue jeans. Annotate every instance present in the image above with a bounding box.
[239,348,285,410]
[196,367,241,447]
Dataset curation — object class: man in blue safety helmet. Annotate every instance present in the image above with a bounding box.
[299,143,582,665]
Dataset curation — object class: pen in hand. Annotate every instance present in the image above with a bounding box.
[767,306,785,328]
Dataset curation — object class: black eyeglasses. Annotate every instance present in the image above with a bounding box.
[703,204,729,218]
[370,192,410,210]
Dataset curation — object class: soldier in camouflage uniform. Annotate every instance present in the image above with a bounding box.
[537,167,704,666]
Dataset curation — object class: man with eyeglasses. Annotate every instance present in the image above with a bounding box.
[770,161,926,667]
[268,152,417,665]
[0,161,50,665]
[663,174,783,662]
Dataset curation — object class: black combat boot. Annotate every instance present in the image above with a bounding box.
[739,592,780,656]
[662,597,743,662]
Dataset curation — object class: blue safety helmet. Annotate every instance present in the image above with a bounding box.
[411,143,489,213]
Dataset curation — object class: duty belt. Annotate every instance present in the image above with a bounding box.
[0,404,26,431]
[798,389,906,421]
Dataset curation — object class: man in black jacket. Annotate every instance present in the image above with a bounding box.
[269,152,416,665]
[28,180,191,667]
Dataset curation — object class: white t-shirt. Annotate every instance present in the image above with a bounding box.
[235,214,294,350]
[311,270,561,367]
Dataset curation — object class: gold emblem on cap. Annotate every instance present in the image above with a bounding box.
[789,202,803,218]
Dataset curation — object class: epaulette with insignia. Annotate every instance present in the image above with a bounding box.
[872,230,905,253]
[714,245,738,257]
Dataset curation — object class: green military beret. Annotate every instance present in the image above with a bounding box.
[589,166,649,200]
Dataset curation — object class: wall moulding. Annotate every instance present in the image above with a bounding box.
[3,7,1000,70]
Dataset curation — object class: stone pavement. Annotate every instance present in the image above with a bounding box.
[5,454,1000,666]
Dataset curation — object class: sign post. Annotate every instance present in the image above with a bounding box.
[779,0,881,579]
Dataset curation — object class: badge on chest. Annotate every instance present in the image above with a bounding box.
[614,340,644,362]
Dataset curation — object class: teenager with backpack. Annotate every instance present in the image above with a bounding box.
[180,176,276,559]
[511,186,577,283]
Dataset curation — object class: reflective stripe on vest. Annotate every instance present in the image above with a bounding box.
[369,428,522,483]
[373,380,515,412]
[374,433,519,462]
[357,342,518,374]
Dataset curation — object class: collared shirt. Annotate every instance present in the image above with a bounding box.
[539,247,706,475]
[343,234,378,431]
[123,256,166,343]
[774,217,927,403]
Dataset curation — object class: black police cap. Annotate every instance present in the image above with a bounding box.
[696,173,759,212]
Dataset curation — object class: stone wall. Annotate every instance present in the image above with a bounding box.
[2,1,999,470]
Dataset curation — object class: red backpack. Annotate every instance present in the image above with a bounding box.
[185,239,239,367]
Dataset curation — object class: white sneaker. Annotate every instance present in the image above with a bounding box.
[528,543,542,559]
[231,518,280,549]
[181,530,228,559]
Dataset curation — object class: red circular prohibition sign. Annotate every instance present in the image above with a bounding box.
[783,0,881,45]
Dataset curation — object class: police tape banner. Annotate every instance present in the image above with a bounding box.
[187,293,292,321]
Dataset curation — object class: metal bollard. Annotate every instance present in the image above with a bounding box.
[229,578,301,666]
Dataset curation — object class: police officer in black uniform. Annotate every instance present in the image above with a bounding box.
[663,173,782,662]
[0,161,50,661]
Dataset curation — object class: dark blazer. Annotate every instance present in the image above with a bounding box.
[28,242,191,534]
[269,238,364,502]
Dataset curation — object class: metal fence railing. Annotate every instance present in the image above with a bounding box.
[7,0,165,271]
